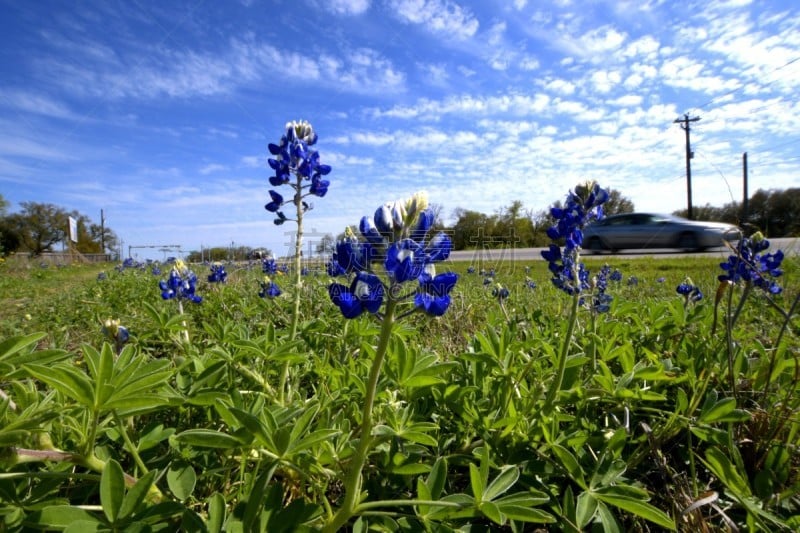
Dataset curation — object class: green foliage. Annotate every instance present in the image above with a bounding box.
[0,255,797,531]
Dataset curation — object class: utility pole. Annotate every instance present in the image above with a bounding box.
[674,114,700,220]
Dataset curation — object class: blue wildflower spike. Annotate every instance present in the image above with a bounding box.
[208,263,227,283]
[327,191,459,320]
[541,181,609,296]
[266,120,331,220]
[258,277,281,298]
[158,260,202,303]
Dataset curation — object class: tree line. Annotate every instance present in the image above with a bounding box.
[3,187,795,259]
[0,196,118,257]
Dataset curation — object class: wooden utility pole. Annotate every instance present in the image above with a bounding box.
[674,114,700,220]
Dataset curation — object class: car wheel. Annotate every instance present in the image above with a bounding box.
[676,232,698,251]
[587,237,605,254]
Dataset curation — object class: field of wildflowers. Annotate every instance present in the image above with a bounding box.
[1,122,798,531]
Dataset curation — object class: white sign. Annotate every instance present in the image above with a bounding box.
[68,216,78,243]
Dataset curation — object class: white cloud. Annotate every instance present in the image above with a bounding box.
[324,0,370,15]
[199,164,227,175]
[0,90,80,120]
[39,36,405,99]
[371,93,551,120]
[388,0,479,40]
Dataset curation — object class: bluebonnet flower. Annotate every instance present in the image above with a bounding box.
[627,276,639,286]
[609,269,622,282]
[332,228,374,274]
[327,191,458,318]
[541,181,609,295]
[258,277,282,298]
[266,120,332,224]
[151,266,162,276]
[102,318,129,353]
[467,266,475,274]
[719,233,784,294]
[329,272,385,319]
[97,272,107,281]
[415,272,458,316]
[525,277,536,289]
[159,260,202,303]
[657,277,666,283]
[676,279,703,304]
[492,284,510,301]
[208,263,227,283]
[546,182,609,248]
[122,257,135,269]
[262,257,278,275]
[585,265,613,314]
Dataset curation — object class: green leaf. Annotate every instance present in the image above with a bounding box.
[699,397,741,423]
[593,488,675,531]
[494,493,555,523]
[100,459,125,523]
[595,501,622,533]
[551,444,586,489]
[167,462,197,501]
[398,430,438,447]
[207,492,226,533]
[175,429,244,449]
[483,466,519,502]
[0,332,47,362]
[24,363,94,408]
[700,447,752,497]
[469,463,484,500]
[118,470,157,520]
[426,457,447,500]
[26,506,102,528]
[480,500,505,525]
[64,520,105,533]
[403,375,446,389]
[288,429,340,455]
[576,492,597,528]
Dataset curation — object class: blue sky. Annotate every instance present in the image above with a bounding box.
[2,0,799,260]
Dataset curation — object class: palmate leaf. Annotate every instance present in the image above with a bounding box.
[23,363,94,408]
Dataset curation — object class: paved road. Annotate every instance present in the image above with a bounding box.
[448,237,799,263]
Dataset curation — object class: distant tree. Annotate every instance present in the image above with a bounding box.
[315,233,336,257]
[7,202,68,256]
[493,200,535,247]
[450,208,494,250]
[0,194,11,255]
[602,189,635,216]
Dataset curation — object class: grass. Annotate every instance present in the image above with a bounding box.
[1,250,798,531]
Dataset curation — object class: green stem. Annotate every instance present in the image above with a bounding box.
[543,293,581,415]
[177,300,190,345]
[289,176,304,342]
[323,296,398,532]
[112,411,149,475]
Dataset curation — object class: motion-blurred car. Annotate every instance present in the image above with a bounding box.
[583,213,740,252]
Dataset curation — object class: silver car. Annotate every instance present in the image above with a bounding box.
[583,213,740,252]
